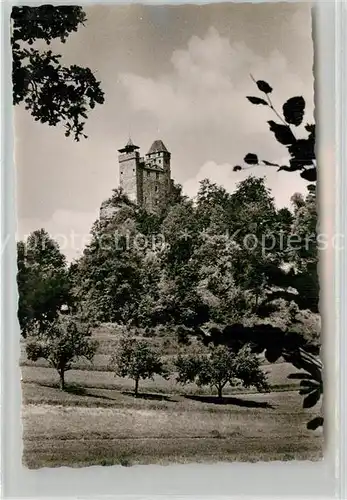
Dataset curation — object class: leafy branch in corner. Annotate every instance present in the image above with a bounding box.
[233,77,316,184]
[233,78,321,431]
[11,6,105,141]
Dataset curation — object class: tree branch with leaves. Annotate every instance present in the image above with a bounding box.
[234,77,316,186]
[11,6,104,140]
[232,78,322,430]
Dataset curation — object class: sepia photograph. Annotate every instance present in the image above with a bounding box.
[13,2,323,469]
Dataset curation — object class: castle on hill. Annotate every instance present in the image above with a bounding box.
[118,138,173,214]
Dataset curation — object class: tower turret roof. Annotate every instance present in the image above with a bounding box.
[118,138,139,153]
[147,140,169,155]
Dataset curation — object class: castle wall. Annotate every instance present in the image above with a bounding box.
[142,167,170,213]
[119,151,139,203]
[136,160,144,206]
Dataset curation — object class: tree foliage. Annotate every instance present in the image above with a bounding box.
[73,177,319,345]
[17,229,71,336]
[235,77,316,185]
[233,78,321,429]
[175,344,269,398]
[11,5,104,140]
[26,313,98,390]
[111,335,168,396]
[71,193,144,324]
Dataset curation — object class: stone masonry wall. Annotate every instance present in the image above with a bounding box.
[118,144,172,214]
[142,167,170,213]
[119,152,139,203]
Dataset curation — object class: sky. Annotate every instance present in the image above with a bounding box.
[15,2,314,261]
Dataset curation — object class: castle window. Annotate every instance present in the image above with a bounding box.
[147,171,150,177]
[155,185,158,192]
[156,172,159,180]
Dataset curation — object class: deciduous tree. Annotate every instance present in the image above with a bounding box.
[175,344,268,398]
[11,5,104,140]
[26,313,98,390]
[17,229,71,336]
[111,336,168,396]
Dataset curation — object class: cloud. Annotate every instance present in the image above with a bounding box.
[119,27,313,135]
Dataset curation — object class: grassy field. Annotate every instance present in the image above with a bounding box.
[20,325,323,468]
[22,385,323,468]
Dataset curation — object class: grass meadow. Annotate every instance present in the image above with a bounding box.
[21,325,323,468]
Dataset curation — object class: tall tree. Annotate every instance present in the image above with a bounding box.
[17,229,71,336]
[72,195,144,324]
[11,5,104,140]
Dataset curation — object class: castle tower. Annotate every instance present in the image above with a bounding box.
[118,138,143,204]
[146,140,171,175]
[117,138,172,214]
[142,140,171,213]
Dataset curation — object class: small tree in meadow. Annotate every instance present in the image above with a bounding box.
[112,336,168,396]
[26,314,98,390]
[175,344,268,398]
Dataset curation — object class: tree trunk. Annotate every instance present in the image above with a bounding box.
[218,385,223,399]
[134,377,139,397]
[59,370,65,391]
